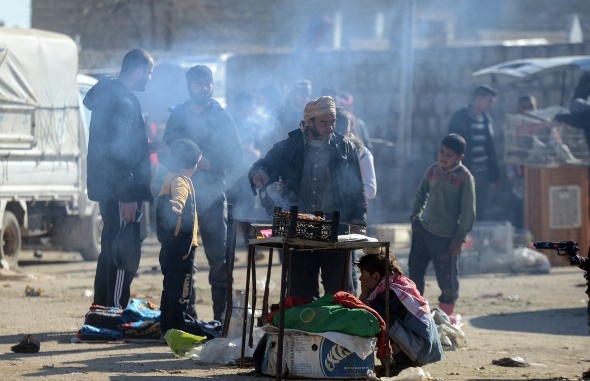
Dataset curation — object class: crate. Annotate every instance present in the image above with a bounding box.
[503,108,590,167]
[464,221,515,256]
[525,166,589,266]
[368,223,412,248]
[272,206,340,242]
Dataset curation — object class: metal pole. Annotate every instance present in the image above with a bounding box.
[395,0,416,164]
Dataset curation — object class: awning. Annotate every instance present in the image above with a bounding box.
[472,56,590,81]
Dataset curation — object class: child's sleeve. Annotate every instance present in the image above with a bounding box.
[170,177,190,210]
[455,175,476,240]
[411,169,430,218]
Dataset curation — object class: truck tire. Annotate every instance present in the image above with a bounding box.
[79,207,102,262]
[1,211,21,268]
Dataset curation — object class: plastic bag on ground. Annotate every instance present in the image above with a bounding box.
[511,247,551,274]
[431,308,466,350]
[189,327,264,365]
[381,367,433,381]
[164,329,206,358]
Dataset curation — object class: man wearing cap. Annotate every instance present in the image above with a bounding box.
[163,64,243,322]
[248,96,367,300]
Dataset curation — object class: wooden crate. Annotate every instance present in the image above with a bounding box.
[524,166,590,266]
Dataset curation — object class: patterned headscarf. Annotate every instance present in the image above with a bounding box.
[303,96,336,127]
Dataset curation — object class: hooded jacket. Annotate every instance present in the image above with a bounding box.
[84,77,153,203]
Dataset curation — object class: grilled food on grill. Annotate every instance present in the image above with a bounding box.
[275,211,325,221]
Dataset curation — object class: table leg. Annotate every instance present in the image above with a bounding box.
[276,241,290,380]
[385,244,390,377]
[239,243,255,368]
[261,248,273,323]
[341,250,351,290]
[222,205,237,338]
[249,247,257,348]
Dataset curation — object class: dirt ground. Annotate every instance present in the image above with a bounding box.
[0,237,589,381]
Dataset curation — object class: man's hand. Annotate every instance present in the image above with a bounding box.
[251,170,269,189]
[197,156,211,171]
[349,225,366,235]
[449,239,463,257]
[120,201,138,223]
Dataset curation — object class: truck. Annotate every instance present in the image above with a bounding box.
[0,27,101,268]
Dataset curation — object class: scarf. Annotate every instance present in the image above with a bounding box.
[366,273,431,327]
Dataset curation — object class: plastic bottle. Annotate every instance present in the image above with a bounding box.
[276,176,283,196]
[227,289,253,340]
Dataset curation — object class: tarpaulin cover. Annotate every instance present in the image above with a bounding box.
[0,27,79,109]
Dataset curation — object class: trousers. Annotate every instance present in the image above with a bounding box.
[288,250,354,301]
[191,189,228,321]
[159,245,196,334]
[408,219,459,305]
[93,200,141,309]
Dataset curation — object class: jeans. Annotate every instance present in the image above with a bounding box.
[408,220,459,305]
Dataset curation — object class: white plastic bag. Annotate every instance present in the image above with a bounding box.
[381,367,433,381]
[189,327,264,365]
[511,247,551,273]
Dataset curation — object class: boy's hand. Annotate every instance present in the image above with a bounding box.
[449,239,463,257]
[169,200,183,215]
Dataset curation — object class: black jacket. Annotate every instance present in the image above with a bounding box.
[163,99,242,199]
[448,107,500,182]
[84,77,152,203]
[248,129,367,226]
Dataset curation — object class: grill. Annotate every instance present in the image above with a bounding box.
[271,206,340,242]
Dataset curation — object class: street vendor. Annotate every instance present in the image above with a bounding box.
[357,252,444,376]
[248,95,367,301]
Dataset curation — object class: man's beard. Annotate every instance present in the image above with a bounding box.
[308,122,333,142]
[190,91,212,107]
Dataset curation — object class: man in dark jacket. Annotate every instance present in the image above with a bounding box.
[448,85,500,221]
[163,65,243,322]
[249,96,367,301]
[84,48,154,309]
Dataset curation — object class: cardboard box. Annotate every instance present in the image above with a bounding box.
[261,332,375,379]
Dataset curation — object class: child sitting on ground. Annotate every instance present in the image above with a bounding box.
[156,138,201,336]
[357,251,444,376]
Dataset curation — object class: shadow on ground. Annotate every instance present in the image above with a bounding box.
[469,307,587,336]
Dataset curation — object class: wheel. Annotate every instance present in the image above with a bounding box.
[1,211,21,268]
[79,206,102,261]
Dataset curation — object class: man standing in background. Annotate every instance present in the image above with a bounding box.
[84,48,154,309]
[448,85,500,221]
[163,65,243,322]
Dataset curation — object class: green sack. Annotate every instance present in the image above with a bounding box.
[164,329,206,358]
[271,294,381,337]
